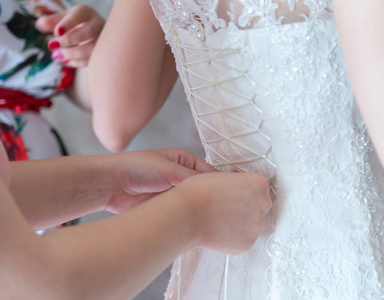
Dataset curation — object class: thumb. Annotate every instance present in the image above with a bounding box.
[35,11,66,34]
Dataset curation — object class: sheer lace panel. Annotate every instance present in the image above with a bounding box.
[152,0,333,37]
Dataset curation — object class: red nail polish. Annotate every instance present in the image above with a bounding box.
[48,40,60,50]
[58,27,66,36]
[62,60,70,65]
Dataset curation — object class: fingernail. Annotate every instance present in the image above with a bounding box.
[51,50,63,60]
[62,60,70,65]
[48,40,60,50]
[58,27,66,36]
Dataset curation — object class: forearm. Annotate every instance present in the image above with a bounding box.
[43,188,195,300]
[89,0,178,153]
[1,177,195,300]
[0,180,72,299]
[65,68,93,112]
[333,1,384,162]
[9,156,113,230]
[1,155,271,299]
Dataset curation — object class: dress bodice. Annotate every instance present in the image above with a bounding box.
[150,0,334,179]
[150,1,384,299]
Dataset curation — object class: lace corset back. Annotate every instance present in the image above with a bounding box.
[151,0,333,179]
[150,1,384,299]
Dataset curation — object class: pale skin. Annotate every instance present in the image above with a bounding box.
[89,0,178,152]
[2,3,271,298]
[90,0,384,161]
[0,145,271,299]
[82,1,384,297]
[36,4,105,111]
[332,0,384,164]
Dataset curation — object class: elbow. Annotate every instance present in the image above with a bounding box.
[91,103,156,153]
[99,135,131,154]
[93,118,135,153]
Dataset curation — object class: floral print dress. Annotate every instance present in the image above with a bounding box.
[1,0,79,228]
[0,0,74,161]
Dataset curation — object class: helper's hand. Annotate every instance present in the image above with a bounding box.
[104,148,216,214]
[174,172,272,255]
[36,5,105,68]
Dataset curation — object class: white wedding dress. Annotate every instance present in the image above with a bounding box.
[150,1,384,299]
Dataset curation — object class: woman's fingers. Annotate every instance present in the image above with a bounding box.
[38,5,104,68]
[51,42,95,66]
[62,59,88,69]
[52,5,97,37]
[159,148,216,173]
[35,11,66,33]
[52,19,103,48]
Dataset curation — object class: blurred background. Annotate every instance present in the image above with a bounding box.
[43,0,205,298]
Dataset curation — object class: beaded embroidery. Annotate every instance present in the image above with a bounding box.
[150,1,384,299]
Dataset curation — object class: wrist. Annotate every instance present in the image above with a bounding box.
[169,183,204,251]
[75,155,116,213]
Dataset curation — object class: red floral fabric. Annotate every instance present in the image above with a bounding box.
[0,123,29,161]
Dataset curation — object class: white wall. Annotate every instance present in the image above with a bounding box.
[43,0,204,298]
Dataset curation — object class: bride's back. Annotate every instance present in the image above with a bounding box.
[150,0,384,299]
[150,0,335,177]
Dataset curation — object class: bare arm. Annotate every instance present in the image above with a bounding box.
[9,148,213,230]
[1,162,271,300]
[65,67,92,112]
[89,0,178,152]
[0,178,195,300]
[9,155,109,230]
[333,0,384,162]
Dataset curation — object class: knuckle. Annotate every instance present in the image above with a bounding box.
[244,172,268,187]
[257,175,269,190]
[175,148,190,160]
[256,216,265,232]
[172,147,185,154]
[69,60,88,68]
[74,31,88,45]
[91,21,104,36]
[73,45,91,60]
[60,36,71,48]
[261,195,273,213]
[90,26,101,38]
[165,147,180,157]
[78,61,88,68]
[74,4,91,14]
[243,235,257,252]
[82,25,97,39]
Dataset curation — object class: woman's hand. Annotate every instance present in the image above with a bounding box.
[36,5,105,68]
[4,145,271,298]
[174,171,272,255]
[10,148,213,230]
[105,148,272,255]
[105,148,216,213]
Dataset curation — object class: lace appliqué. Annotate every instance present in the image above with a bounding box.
[150,0,384,299]
[151,0,333,41]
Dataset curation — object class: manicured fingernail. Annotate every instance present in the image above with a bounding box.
[48,40,60,50]
[62,60,70,65]
[58,27,66,36]
[51,50,63,60]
